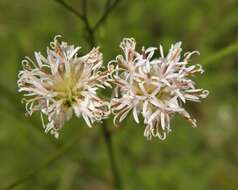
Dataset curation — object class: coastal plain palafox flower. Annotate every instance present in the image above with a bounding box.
[110,38,209,140]
[17,35,111,138]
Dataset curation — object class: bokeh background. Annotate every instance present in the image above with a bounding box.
[0,0,238,189]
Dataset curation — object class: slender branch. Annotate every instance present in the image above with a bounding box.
[2,137,78,190]
[82,0,87,17]
[81,0,95,47]
[101,122,122,190]
[54,0,123,188]
[54,0,120,46]
[85,0,123,188]
[93,0,121,31]
[54,0,84,20]
[54,0,95,46]
[202,41,238,66]
[105,0,112,11]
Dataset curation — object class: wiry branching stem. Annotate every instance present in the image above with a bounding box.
[54,0,95,46]
[54,0,84,20]
[1,0,235,189]
[102,122,122,190]
[55,0,122,189]
[93,0,121,31]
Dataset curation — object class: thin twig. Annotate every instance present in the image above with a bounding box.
[54,0,120,46]
[101,122,122,190]
[54,0,95,47]
[54,0,84,20]
[82,0,95,47]
[85,0,123,187]
[54,0,123,189]
[93,0,121,31]
[82,0,87,17]
[56,0,122,190]
[105,0,112,11]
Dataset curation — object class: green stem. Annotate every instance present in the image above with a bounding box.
[54,0,123,189]
[93,0,121,31]
[102,122,122,190]
[202,41,238,66]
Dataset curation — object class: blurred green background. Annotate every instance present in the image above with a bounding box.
[0,0,238,189]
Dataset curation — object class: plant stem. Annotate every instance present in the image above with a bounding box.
[55,0,123,189]
[202,41,238,66]
[93,0,121,32]
[101,122,122,190]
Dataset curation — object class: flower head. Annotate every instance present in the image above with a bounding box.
[111,38,209,140]
[18,35,111,138]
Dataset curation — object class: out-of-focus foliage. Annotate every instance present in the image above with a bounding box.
[0,0,237,189]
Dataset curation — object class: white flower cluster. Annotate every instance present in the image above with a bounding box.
[111,38,209,140]
[18,36,111,138]
[18,36,208,140]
